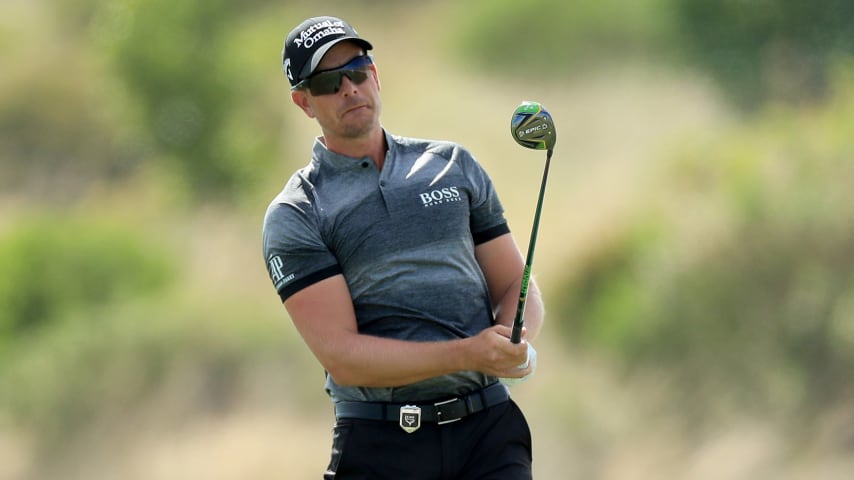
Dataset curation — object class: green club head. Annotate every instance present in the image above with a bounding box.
[510,101,556,151]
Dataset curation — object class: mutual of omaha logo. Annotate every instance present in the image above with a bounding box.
[418,186,461,207]
[399,405,421,433]
[295,20,346,49]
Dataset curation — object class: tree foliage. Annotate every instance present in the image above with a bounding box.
[449,0,854,109]
[449,0,672,76]
[0,217,175,349]
[673,0,854,109]
[105,0,267,198]
[556,66,854,423]
[0,0,286,203]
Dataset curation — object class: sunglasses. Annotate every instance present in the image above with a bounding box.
[294,55,374,96]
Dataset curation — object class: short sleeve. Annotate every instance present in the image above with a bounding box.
[262,200,342,302]
[457,147,510,244]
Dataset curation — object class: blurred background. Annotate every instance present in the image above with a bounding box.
[1,0,853,478]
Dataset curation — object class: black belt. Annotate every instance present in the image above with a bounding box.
[334,382,510,426]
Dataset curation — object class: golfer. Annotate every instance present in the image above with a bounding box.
[263,15,544,479]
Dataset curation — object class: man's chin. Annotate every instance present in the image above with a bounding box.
[339,118,379,139]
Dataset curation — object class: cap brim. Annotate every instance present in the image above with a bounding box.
[300,37,373,80]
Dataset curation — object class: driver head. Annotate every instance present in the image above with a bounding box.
[511,101,556,151]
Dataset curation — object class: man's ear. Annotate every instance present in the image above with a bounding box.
[291,90,315,118]
[370,64,381,91]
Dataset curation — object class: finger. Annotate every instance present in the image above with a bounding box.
[501,362,532,378]
[500,346,530,371]
[491,324,512,338]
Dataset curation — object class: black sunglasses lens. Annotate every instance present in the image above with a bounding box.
[309,69,369,95]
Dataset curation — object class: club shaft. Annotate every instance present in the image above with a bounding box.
[511,149,552,344]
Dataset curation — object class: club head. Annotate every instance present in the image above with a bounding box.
[510,101,556,151]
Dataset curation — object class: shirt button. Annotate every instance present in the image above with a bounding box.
[361,161,370,168]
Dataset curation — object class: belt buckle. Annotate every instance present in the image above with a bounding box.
[434,397,463,425]
[399,405,421,433]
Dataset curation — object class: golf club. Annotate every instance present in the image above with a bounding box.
[509,101,556,344]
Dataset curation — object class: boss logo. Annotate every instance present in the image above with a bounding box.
[418,186,461,207]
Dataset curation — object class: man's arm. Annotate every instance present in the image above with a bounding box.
[283,274,531,387]
[475,233,544,341]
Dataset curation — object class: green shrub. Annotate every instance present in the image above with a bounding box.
[447,0,674,77]
[0,48,138,200]
[98,0,283,200]
[0,214,317,451]
[671,0,854,109]
[0,218,175,346]
[0,285,301,453]
[449,0,854,110]
[556,67,854,421]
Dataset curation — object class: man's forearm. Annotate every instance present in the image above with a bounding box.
[494,277,544,341]
[321,325,531,388]
[323,334,469,387]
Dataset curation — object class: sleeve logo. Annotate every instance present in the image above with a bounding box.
[268,255,294,288]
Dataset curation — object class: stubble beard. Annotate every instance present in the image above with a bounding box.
[339,119,375,138]
[336,98,382,139]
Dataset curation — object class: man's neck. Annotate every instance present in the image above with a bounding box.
[322,127,387,170]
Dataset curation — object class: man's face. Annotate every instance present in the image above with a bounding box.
[292,41,382,141]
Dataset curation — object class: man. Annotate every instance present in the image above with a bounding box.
[263,15,544,479]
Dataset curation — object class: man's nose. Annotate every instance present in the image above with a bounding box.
[339,74,359,95]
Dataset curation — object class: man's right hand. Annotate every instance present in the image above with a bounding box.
[466,325,532,379]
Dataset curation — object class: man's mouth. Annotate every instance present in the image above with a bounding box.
[341,103,369,116]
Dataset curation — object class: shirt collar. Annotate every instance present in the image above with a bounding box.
[311,130,395,171]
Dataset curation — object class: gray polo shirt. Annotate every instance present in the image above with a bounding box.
[262,131,510,403]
